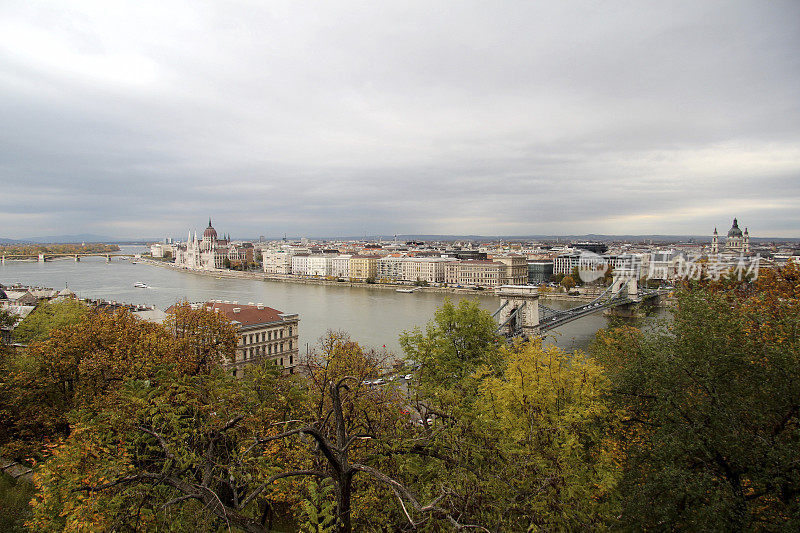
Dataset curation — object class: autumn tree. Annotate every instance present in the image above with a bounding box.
[0,309,180,461]
[479,340,623,530]
[164,302,237,374]
[561,275,577,290]
[592,265,800,529]
[396,301,507,529]
[11,299,87,344]
[399,300,622,530]
[30,331,464,533]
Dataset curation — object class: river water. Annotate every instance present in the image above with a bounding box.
[1,246,632,358]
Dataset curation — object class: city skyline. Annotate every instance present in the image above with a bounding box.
[1,1,799,238]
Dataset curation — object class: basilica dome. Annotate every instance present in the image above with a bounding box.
[727,218,743,237]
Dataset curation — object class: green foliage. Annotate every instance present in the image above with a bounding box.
[0,308,17,331]
[11,300,88,344]
[0,309,188,461]
[300,478,337,533]
[400,298,500,393]
[571,265,585,286]
[480,340,622,530]
[27,368,253,531]
[0,473,33,533]
[593,273,800,530]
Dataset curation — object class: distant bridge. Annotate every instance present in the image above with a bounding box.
[1,252,140,264]
[494,271,663,338]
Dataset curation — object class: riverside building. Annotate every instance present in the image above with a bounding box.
[202,301,300,377]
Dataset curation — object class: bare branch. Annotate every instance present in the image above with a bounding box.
[73,472,162,493]
[219,415,244,433]
[343,433,375,451]
[256,426,341,473]
[137,426,175,460]
[161,493,200,508]
[351,463,490,532]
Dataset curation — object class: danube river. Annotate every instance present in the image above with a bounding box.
[1,246,626,358]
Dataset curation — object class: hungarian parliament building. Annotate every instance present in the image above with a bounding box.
[175,219,254,270]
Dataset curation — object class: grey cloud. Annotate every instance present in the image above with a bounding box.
[0,0,798,239]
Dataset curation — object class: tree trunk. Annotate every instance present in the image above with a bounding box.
[337,471,352,533]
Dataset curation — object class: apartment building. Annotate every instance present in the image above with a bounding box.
[262,249,293,274]
[493,255,528,285]
[291,254,311,276]
[307,255,331,277]
[445,260,502,287]
[202,301,300,377]
[329,255,351,278]
[377,255,406,281]
[402,257,452,283]
[349,255,379,280]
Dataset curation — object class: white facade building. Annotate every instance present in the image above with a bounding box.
[329,255,351,278]
[307,255,332,277]
[291,255,311,276]
[402,257,451,283]
[262,249,293,274]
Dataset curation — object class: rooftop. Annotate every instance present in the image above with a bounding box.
[202,301,296,327]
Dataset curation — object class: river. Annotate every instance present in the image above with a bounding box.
[1,245,638,358]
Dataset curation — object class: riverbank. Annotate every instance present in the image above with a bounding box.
[136,258,599,302]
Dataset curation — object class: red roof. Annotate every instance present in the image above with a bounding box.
[202,302,292,327]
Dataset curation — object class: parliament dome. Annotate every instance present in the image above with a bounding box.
[203,218,218,240]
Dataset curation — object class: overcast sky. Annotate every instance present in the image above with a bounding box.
[1,1,798,239]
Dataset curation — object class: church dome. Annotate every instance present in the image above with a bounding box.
[203,218,218,240]
[727,218,743,238]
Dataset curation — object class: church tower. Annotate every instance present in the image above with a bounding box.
[711,228,719,255]
[743,227,750,254]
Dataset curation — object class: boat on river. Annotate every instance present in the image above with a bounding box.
[396,287,419,293]
[133,282,149,288]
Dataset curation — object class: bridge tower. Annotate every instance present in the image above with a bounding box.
[38,253,46,262]
[611,269,638,299]
[1,255,4,265]
[495,285,540,336]
[105,254,111,263]
[74,254,80,262]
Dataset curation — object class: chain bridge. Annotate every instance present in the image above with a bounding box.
[493,270,663,338]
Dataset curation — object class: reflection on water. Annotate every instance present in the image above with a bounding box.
[1,245,667,358]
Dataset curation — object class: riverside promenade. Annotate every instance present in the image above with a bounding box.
[136,258,595,302]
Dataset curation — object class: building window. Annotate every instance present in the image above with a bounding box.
[280,358,283,366]
[280,329,284,338]
[280,342,284,352]
[289,326,292,336]
[289,355,293,365]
